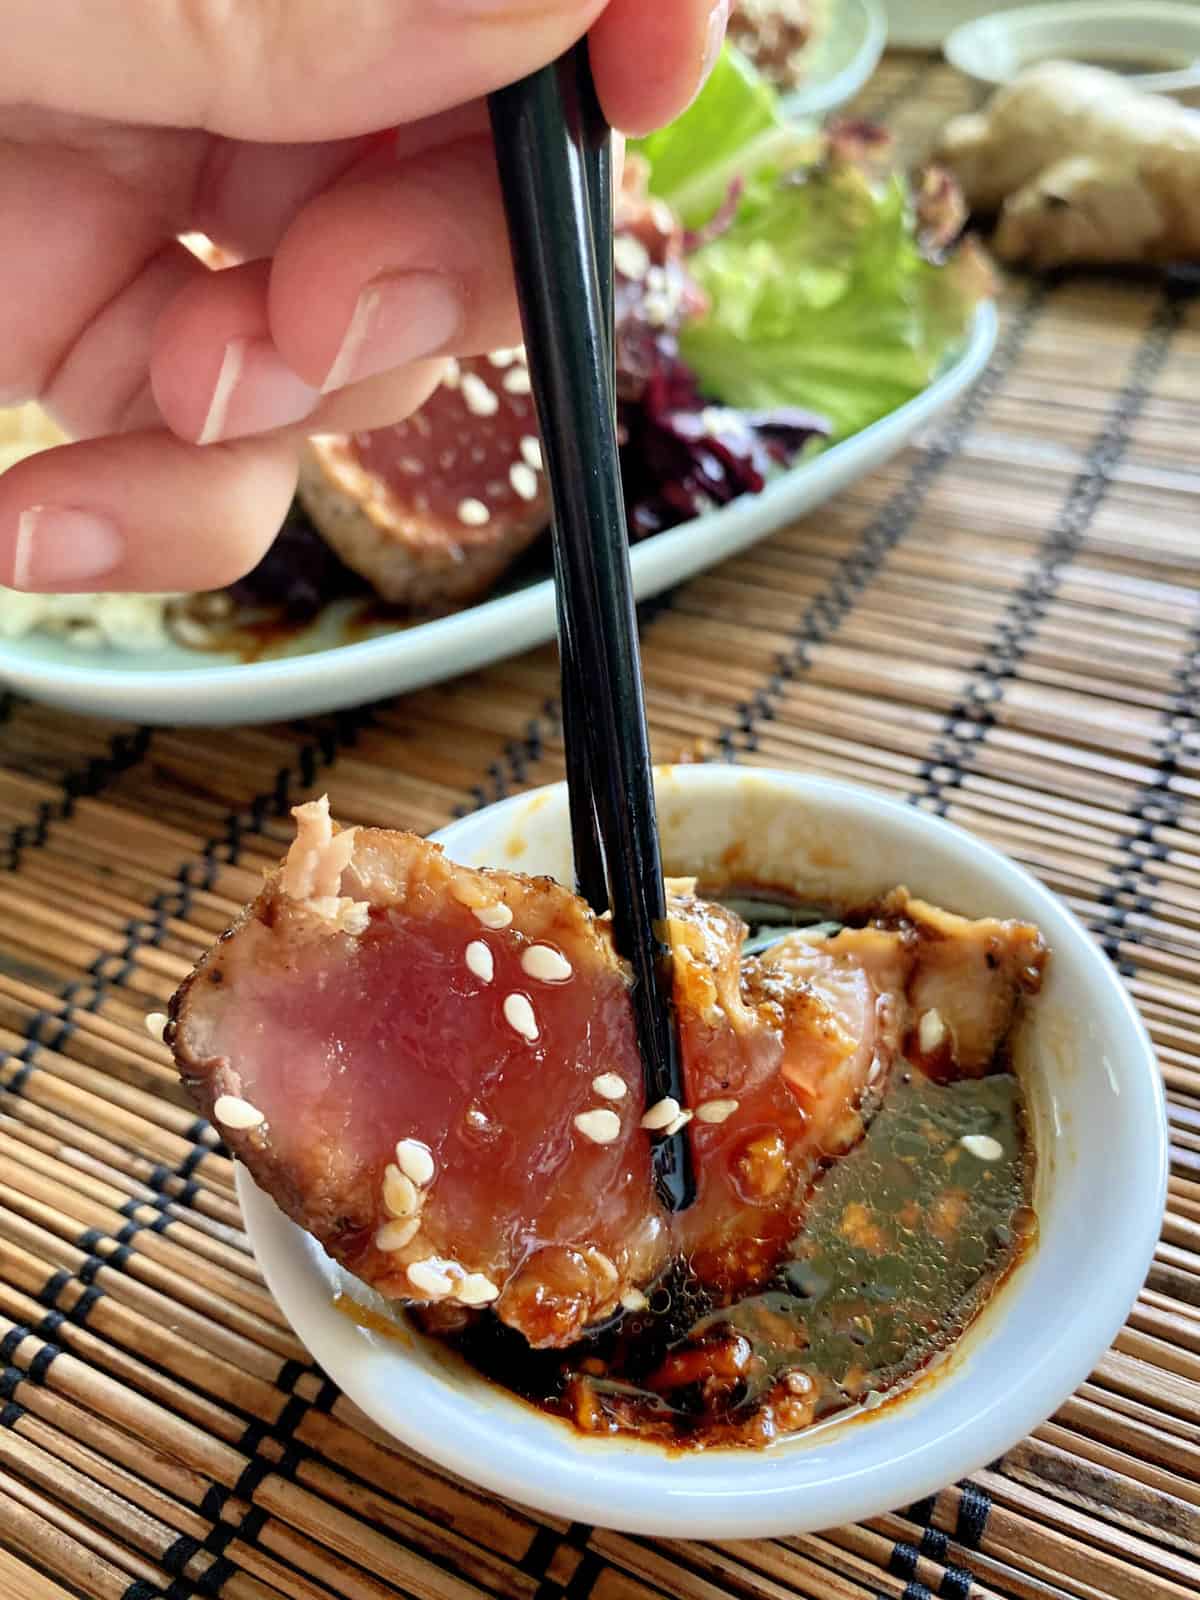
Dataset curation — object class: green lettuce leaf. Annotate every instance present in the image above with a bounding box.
[633,49,819,229]
[632,49,989,441]
[681,161,985,439]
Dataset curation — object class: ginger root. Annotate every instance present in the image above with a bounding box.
[934,61,1200,270]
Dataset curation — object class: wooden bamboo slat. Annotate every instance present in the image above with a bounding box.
[0,52,1196,1600]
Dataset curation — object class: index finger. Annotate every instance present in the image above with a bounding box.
[3,0,717,144]
[4,0,607,141]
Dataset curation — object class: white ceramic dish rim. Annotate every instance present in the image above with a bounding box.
[0,305,996,725]
[945,1,1200,92]
[783,0,889,119]
[235,767,1167,1537]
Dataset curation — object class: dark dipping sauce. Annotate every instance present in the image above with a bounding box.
[438,897,1038,1449]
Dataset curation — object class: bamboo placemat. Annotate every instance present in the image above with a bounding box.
[1,53,1198,1600]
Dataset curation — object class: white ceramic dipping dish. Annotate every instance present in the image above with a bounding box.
[237,766,1167,1537]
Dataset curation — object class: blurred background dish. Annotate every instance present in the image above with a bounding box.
[786,0,888,116]
[728,0,888,116]
[944,2,1200,98]
[884,0,1200,52]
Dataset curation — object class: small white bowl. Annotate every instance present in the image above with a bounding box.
[784,0,889,120]
[946,2,1200,98]
[237,766,1166,1537]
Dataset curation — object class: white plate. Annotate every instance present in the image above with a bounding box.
[0,305,996,726]
[783,0,889,119]
[945,1,1200,95]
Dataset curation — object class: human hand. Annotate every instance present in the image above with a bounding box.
[0,0,728,595]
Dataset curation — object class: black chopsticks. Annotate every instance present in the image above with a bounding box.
[547,46,610,917]
[489,45,695,1213]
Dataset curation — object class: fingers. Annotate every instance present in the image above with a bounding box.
[590,0,726,134]
[0,430,298,594]
[152,261,320,445]
[0,124,198,406]
[42,244,206,440]
[7,0,609,142]
[271,135,520,390]
[151,259,464,445]
[153,134,521,442]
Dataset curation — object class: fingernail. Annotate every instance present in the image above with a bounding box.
[698,0,730,94]
[322,272,462,393]
[10,506,124,592]
[198,337,319,445]
[438,0,567,11]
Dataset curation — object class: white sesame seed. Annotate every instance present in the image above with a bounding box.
[640,1097,680,1131]
[395,1139,435,1187]
[643,291,672,327]
[664,1110,693,1137]
[383,1164,420,1218]
[960,1134,1004,1162]
[503,367,532,394]
[457,497,490,527]
[919,1008,947,1054]
[586,1249,619,1286]
[473,901,513,929]
[520,944,572,983]
[461,373,499,417]
[213,1094,265,1131]
[696,1098,739,1124]
[144,1012,168,1044]
[509,462,539,502]
[487,348,517,368]
[376,1217,420,1252]
[520,436,543,472]
[620,1288,648,1312]
[613,234,651,281]
[456,1272,500,1306]
[440,357,461,389]
[649,199,676,234]
[503,992,539,1043]
[465,940,494,984]
[407,1259,454,1299]
[592,1073,627,1101]
[574,1109,622,1145]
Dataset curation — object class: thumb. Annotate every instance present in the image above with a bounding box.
[4,0,608,142]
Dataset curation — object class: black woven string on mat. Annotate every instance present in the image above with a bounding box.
[4,1220,616,1600]
[4,722,152,871]
[449,588,681,818]
[0,1310,323,1598]
[915,284,1187,826]
[1091,603,1200,971]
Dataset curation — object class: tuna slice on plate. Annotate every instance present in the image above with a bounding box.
[169,798,1045,1348]
[298,348,550,610]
